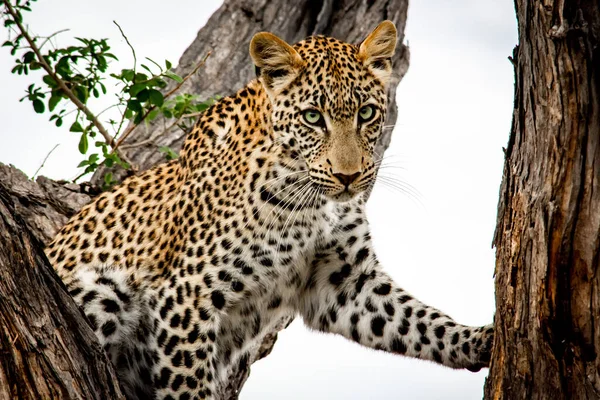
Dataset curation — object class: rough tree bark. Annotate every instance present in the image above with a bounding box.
[0,170,124,400]
[485,1,600,399]
[0,1,409,398]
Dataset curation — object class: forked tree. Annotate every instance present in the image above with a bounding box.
[2,0,598,398]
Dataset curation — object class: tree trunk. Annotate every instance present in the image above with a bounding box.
[0,1,409,398]
[485,1,600,399]
[0,172,124,400]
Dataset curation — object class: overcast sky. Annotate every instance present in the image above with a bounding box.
[0,1,517,398]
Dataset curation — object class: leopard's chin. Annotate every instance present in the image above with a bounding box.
[327,188,360,203]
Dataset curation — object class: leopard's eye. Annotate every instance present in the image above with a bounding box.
[303,109,323,126]
[358,105,375,123]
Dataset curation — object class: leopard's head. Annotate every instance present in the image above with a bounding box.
[250,21,397,202]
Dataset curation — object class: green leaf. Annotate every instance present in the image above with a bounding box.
[32,99,45,113]
[148,89,164,106]
[74,86,89,103]
[134,72,148,82]
[165,60,172,70]
[42,75,57,87]
[96,55,108,71]
[117,160,130,170]
[164,71,183,83]
[22,51,35,63]
[127,99,142,112]
[70,121,84,132]
[55,117,63,127]
[133,112,144,124]
[144,78,161,88]
[146,108,160,121]
[122,69,135,82]
[48,95,61,112]
[140,64,152,74]
[136,89,149,102]
[55,57,72,78]
[159,146,179,160]
[2,40,13,47]
[194,102,210,113]
[78,133,88,154]
[102,172,116,190]
[129,83,146,96]
[77,159,89,167]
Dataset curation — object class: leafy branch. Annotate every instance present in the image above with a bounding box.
[2,0,213,187]
[2,0,134,170]
[114,51,212,152]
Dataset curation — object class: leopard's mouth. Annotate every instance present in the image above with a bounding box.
[329,189,356,202]
[307,174,369,203]
[322,185,366,203]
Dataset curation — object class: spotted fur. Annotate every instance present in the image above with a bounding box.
[46,21,493,400]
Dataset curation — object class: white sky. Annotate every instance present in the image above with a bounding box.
[0,1,517,398]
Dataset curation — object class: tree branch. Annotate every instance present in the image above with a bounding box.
[114,52,211,150]
[2,0,137,173]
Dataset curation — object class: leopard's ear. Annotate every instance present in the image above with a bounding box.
[250,32,304,93]
[358,21,397,86]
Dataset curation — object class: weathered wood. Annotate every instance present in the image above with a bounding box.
[0,164,96,246]
[0,171,124,400]
[484,1,600,399]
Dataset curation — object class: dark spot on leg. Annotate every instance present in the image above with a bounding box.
[373,283,391,295]
[390,338,407,354]
[434,325,445,339]
[371,315,386,337]
[101,320,117,337]
[462,342,471,356]
[211,290,226,309]
[355,247,370,264]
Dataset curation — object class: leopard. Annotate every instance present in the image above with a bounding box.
[46,21,494,400]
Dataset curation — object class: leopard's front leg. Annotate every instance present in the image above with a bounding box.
[299,210,493,371]
[151,287,220,400]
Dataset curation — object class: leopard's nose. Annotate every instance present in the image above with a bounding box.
[333,172,361,187]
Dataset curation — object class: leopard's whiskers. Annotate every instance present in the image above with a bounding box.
[242,175,310,232]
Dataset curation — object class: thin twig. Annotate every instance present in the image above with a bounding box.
[118,137,156,150]
[113,20,136,139]
[96,103,120,118]
[72,169,88,183]
[32,144,59,180]
[38,28,69,51]
[114,51,211,150]
[119,112,186,150]
[181,111,205,118]
[113,21,136,68]
[2,0,137,172]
